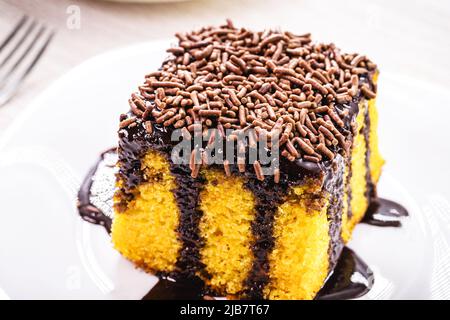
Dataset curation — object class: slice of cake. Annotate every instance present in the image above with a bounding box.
[111,21,383,300]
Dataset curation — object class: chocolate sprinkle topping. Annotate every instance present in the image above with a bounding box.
[121,21,377,179]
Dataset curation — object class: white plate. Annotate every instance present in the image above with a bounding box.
[0,40,449,300]
[100,0,190,3]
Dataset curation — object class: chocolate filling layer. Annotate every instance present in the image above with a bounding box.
[364,100,376,200]
[168,161,207,279]
[325,155,345,272]
[242,172,290,299]
[346,152,354,219]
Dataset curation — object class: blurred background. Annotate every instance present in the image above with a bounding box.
[1,0,449,129]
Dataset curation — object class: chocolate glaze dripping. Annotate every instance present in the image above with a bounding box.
[316,247,374,300]
[325,155,346,272]
[362,198,409,227]
[77,147,117,234]
[363,99,376,200]
[142,276,205,300]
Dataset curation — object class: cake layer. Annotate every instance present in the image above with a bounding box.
[112,152,181,272]
[264,183,330,300]
[199,170,255,295]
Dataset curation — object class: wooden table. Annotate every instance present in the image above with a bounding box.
[1,0,450,131]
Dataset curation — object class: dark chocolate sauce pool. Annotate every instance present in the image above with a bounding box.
[142,276,206,300]
[77,148,117,234]
[77,148,408,300]
[315,247,373,300]
[362,198,409,227]
[140,247,373,300]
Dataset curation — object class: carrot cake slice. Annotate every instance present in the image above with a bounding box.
[111,21,383,300]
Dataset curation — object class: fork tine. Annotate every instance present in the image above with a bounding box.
[16,30,54,83]
[0,18,37,69]
[0,15,29,52]
[1,24,47,82]
[0,30,54,106]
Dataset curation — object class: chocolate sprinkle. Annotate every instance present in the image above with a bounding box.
[121,21,377,180]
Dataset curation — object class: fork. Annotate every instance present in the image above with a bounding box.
[0,15,54,107]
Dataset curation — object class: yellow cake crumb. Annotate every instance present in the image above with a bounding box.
[265,185,330,300]
[199,169,255,295]
[112,151,181,272]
